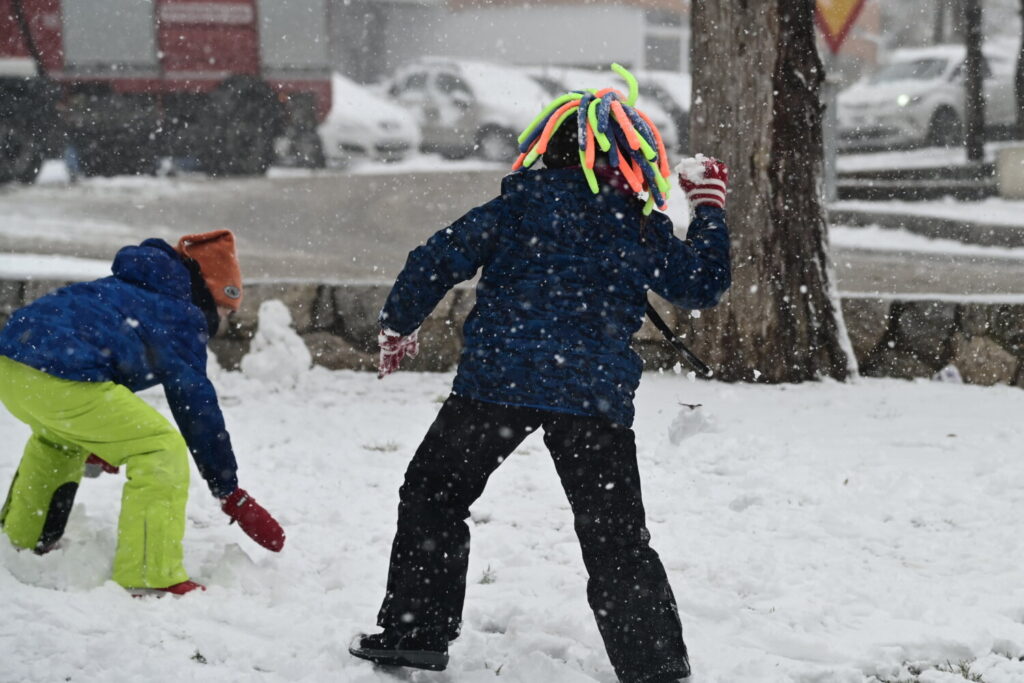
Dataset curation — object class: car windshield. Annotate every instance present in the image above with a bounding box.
[869,58,949,83]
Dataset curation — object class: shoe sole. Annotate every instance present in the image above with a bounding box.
[349,645,449,671]
[126,588,202,598]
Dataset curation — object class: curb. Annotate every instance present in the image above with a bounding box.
[827,208,1024,248]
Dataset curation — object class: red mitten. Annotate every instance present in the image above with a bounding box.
[86,453,120,474]
[377,328,419,379]
[675,155,729,210]
[221,488,285,552]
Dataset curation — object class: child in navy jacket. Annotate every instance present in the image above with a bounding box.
[0,230,284,594]
[351,72,731,682]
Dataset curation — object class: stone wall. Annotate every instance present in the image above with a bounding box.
[3,278,1023,387]
[843,295,1024,386]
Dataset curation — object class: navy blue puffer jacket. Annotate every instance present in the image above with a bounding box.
[381,166,731,426]
[0,239,238,497]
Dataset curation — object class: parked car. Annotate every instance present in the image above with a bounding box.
[837,45,1016,151]
[315,72,421,166]
[380,57,551,162]
[635,70,691,153]
[524,66,681,154]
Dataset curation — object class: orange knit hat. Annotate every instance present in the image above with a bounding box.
[176,230,243,311]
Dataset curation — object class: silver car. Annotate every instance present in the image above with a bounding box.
[837,44,1016,150]
[382,58,552,162]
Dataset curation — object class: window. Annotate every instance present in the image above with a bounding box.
[645,35,682,72]
[391,71,428,97]
[435,72,472,98]
[645,9,682,27]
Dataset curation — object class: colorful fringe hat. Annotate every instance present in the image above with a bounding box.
[513,63,672,216]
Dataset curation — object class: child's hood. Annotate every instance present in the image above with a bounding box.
[111,238,191,301]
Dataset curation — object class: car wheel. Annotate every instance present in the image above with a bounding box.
[290,131,326,169]
[476,127,518,163]
[927,108,963,148]
[0,120,43,184]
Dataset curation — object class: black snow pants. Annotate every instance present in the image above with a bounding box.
[376,394,689,683]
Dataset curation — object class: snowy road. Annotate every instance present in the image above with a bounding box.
[2,315,1024,682]
[1,164,1023,297]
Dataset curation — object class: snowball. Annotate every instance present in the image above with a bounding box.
[240,300,312,389]
[674,153,710,181]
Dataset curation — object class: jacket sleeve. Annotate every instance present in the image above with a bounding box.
[157,342,239,499]
[380,195,507,335]
[646,205,732,310]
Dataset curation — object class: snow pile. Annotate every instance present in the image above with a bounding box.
[932,364,963,383]
[239,300,311,389]
[666,403,716,445]
[1,361,1024,682]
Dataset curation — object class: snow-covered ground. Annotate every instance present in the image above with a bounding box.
[2,310,1023,683]
[836,142,1021,173]
[830,225,1024,260]
[832,197,1024,229]
[0,253,113,280]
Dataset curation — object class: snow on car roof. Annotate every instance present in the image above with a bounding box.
[635,70,692,108]
[410,56,551,108]
[327,72,409,123]
[885,44,966,63]
[885,43,1010,65]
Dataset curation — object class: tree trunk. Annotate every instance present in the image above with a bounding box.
[963,0,985,161]
[934,0,946,44]
[950,0,966,40]
[1017,0,1024,139]
[687,0,851,383]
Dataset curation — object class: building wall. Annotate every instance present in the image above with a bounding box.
[329,0,687,83]
[447,0,686,10]
[329,0,446,82]
[438,5,646,69]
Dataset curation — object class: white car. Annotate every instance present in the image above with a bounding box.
[317,72,421,165]
[837,45,1015,150]
[633,70,691,153]
[381,58,552,162]
[524,66,681,154]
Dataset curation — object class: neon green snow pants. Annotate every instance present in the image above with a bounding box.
[0,356,190,588]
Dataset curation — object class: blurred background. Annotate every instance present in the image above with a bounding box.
[2,0,1024,383]
[1,0,1021,180]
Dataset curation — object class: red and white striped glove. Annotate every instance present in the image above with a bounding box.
[675,155,728,210]
[377,328,419,379]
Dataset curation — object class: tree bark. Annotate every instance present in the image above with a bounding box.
[934,0,946,43]
[963,0,985,161]
[687,0,851,383]
[1017,0,1024,139]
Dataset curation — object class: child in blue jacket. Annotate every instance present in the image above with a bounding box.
[0,230,284,595]
[351,72,731,682]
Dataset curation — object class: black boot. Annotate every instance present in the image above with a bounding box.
[348,628,449,671]
[637,654,691,682]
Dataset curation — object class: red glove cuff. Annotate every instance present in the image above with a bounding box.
[378,328,420,379]
[86,453,120,474]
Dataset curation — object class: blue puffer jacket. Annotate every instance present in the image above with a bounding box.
[381,166,731,426]
[0,239,238,497]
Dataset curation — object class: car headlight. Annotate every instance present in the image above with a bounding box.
[896,94,922,107]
